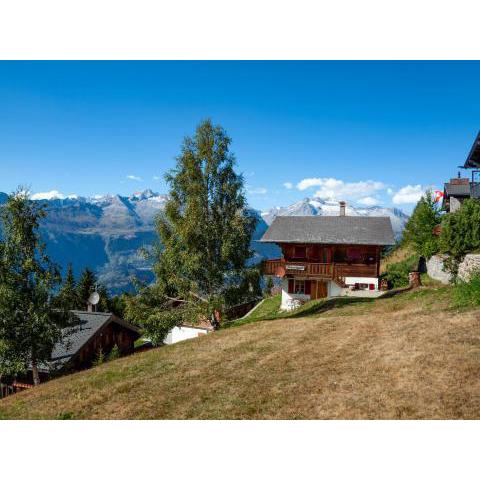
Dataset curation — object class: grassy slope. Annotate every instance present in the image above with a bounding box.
[380,243,415,273]
[1,284,480,419]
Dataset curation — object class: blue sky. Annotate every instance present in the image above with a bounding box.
[0,61,479,213]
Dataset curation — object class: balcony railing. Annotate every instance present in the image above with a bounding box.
[262,259,377,280]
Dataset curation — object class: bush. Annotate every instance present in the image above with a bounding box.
[439,199,480,277]
[382,255,419,288]
[452,272,480,309]
[107,344,121,361]
[263,277,274,297]
[92,348,105,367]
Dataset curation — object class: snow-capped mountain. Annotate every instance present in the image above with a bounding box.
[0,191,407,293]
[261,197,408,239]
[0,190,170,293]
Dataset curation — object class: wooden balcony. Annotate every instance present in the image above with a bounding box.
[262,259,377,280]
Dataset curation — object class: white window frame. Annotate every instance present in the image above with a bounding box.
[294,279,305,294]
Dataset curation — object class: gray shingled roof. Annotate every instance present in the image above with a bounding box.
[260,216,395,245]
[444,182,471,197]
[41,311,140,372]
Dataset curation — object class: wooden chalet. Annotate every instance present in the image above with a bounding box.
[260,202,395,310]
[23,310,141,384]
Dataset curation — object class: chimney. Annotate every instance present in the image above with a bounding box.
[339,201,346,216]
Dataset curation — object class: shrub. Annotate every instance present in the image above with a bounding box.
[439,198,480,277]
[452,272,480,309]
[107,344,121,361]
[92,348,105,367]
[263,277,274,297]
[382,255,419,288]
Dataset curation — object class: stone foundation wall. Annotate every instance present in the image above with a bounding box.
[458,254,480,282]
[426,255,452,284]
[427,253,480,284]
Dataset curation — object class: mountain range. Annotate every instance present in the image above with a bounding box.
[0,191,408,293]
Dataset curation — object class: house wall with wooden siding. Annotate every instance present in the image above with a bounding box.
[273,243,383,309]
[74,322,137,370]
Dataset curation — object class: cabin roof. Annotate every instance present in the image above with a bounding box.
[444,182,471,197]
[464,131,480,169]
[42,311,140,372]
[260,216,395,245]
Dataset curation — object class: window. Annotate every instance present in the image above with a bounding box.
[293,246,306,259]
[346,247,362,262]
[288,279,311,295]
[294,279,305,294]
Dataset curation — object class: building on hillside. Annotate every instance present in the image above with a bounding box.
[443,131,480,212]
[164,319,215,345]
[260,202,395,310]
[23,310,141,384]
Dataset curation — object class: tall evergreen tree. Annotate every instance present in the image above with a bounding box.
[76,267,96,309]
[75,267,110,312]
[0,188,62,385]
[97,285,111,312]
[125,120,259,342]
[54,263,80,310]
[403,190,442,259]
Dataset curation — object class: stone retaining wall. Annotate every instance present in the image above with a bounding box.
[427,253,480,283]
[458,254,480,282]
[426,255,452,284]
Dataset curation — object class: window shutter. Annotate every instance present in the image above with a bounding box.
[305,280,311,294]
[288,279,294,294]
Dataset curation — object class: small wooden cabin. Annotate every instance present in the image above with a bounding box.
[260,203,395,310]
[24,310,141,384]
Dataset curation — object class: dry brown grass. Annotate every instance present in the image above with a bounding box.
[380,243,415,273]
[1,285,480,419]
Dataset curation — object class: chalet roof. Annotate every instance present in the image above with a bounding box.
[260,216,395,246]
[444,182,471,197]
[42,311,140,372]
[464,131,480,169]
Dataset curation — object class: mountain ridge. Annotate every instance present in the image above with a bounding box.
[0,191,408,293]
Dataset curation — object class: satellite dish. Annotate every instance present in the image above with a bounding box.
[88,292,100,305]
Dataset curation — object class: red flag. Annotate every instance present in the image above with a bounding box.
[433,190,444,203]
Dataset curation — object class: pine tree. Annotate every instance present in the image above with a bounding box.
[125,120,259,342]
[97,285,110,312]
[76,267,96,309]
[54,263,80,310]
[0,188,62,385]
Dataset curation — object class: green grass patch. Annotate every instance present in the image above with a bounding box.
[420,273,444,287]
[452,273,480,310]
[223,295,282,327]
[226,283,457,327]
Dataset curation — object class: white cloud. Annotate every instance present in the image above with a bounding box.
[386,187,394,195]
[31,190,77,200]
[283,182,293,189]
[296,177,386,201]
[358,196,379,206]
[126,174,142,181]
[392,184,426,204]
[247,186,268,195]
